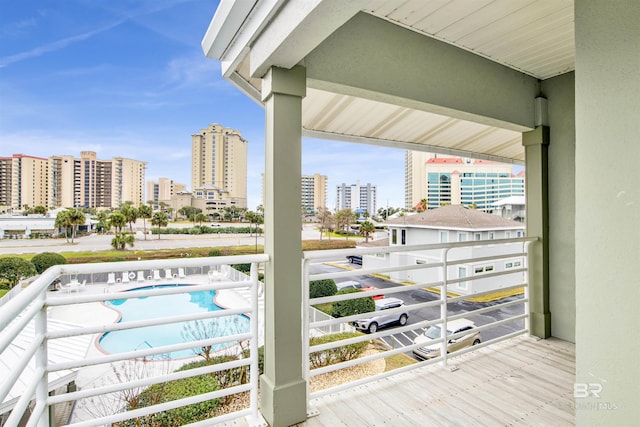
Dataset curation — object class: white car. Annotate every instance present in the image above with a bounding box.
[353,297,408,333]
[412,318,481,359]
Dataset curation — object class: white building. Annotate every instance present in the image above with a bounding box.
[336,181,376,215]
[491,195,526,222]
[365,205,525,295]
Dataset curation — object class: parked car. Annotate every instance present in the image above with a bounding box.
[346,255,362,265]
[353,297,408,333]
[337,280,384,299]
[211,222,221,227]
[412,318,481,360]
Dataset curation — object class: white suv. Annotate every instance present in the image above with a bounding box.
[353,297,408,333]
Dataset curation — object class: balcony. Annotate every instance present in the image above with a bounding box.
[0,238,574,426]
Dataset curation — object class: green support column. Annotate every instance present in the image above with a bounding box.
[523,125,551,338]
[260,65,307,427]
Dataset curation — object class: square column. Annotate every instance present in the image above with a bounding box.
[523,125,551,338]
[260,65,307,427]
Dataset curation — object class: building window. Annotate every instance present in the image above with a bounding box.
[488,232,495,240]
[458,267,468,290]
[391,229,397,245]
[439,231,448,243]
[474,232,481,241]
[458,232,468,242]
[401,229,406,245]
[506,231,512,238]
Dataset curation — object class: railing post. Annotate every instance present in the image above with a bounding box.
[302,258,317,417]
[36,291,50,427]
[523,241,532,335]
[440,248,450,368]
[247,262,263,426]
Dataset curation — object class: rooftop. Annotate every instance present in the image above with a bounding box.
[385,205,525,229]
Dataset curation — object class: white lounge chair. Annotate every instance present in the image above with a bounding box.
[178,268,186,279]
[152,269,161,281]
[122,271,131,284]
[137,271,145,282]
[164,268,173,280]
[107,273,116,285]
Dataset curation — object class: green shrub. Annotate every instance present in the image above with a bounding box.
[231,263,251,274]
[31,252,67,274]
[0,257,37,288]
[309,279,337,298]
[208,249,222,256]
[132,370,221,425]
[309,332,368,369]
[187,227,203,235]
[330,288,375,318]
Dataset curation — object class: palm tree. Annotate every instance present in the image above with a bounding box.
[359,221,376,243]
[195,213,207,226]
[55,210,72,243]
[151,211,169,239]
[95,211,109,233]
[317,207,333,241]
[66,208,86,243]
[111,233,135,250]
[120,202,138,232]
[108,212,127,234]
[138,204,152,240]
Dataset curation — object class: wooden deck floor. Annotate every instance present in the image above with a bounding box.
[297,335,575,427]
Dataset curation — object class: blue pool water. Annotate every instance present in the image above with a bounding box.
[98,284,249,359]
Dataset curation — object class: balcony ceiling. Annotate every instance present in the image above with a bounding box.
[204,0,576,164]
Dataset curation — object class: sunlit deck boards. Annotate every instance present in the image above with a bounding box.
[299,336,574,427]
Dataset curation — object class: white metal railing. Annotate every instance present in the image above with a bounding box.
[0,254,268,427]
[302,237,536,405]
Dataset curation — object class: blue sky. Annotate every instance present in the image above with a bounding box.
[0,0,408,211]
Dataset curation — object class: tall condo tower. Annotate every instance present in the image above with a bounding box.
[191,124,248,208]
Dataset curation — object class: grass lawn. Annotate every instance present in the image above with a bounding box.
[0,289,7,298]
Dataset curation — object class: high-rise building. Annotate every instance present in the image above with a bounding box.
[112,157,147,208]
[147,178,187,205]
[405,151,525,212]
[191,124,247,208]
[0,154,50,211]
[336,181,377,215]
[2,151,146,210]
[301,173,327,213]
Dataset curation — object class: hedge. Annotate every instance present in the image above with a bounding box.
[330,288,375,318]
[31,252,68,274]
[309,279,337,298]
[309,332,368,369]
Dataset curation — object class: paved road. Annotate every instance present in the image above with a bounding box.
[310,261,525,359]
[0,224,389,255]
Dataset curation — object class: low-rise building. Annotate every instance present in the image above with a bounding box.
[364,205,525,295]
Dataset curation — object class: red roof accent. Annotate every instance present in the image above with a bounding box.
[451,170,460,175]
[12,154,49,161]
[426,158,463,164]
[517,170,526,176]
[472,159,500,164]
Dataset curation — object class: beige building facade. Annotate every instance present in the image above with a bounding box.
[147,177,187,205]
[191,124,247,208]
[301,173,327,213]
[1,151,146,211]
[0,154,50,212]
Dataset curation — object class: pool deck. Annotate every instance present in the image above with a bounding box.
[45,274,262,423]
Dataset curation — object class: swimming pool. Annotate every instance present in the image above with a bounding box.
[98,284,250,359]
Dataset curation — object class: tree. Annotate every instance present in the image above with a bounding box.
[309,279,337,298]
[55,210,72,243]
[330,288,375,318]
[0,257,37,288]
[359,221,376,243]
[108,212,127,234]
[111,233,135,250]
[195,213,207,226]
[151,211,169,239]
[31,252,67,274]
[95,211,109,233]
[120,202,138,232]
[67,208,86,242]
[317,207,334,241]
[138,204,152,240]
[33,205,47,215]
[335,208,356,239]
